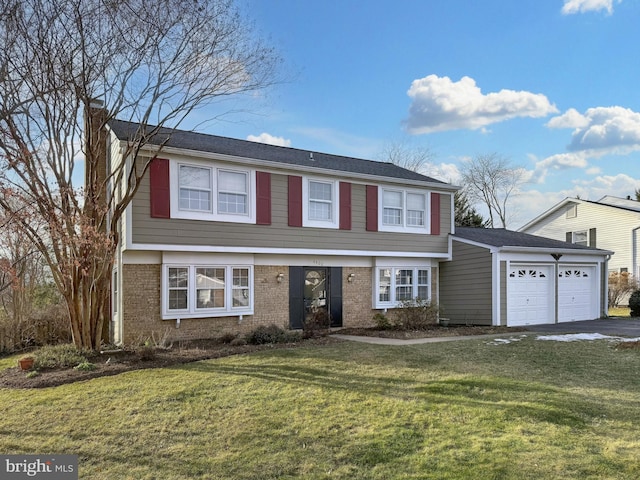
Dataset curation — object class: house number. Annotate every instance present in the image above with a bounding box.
[312,259,324,266]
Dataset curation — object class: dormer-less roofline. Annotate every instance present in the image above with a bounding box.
[107,119,459,192]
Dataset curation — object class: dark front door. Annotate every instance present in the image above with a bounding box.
[289,266,343,329]
[304,268,328,325]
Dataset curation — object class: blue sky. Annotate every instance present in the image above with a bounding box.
[190,0,640,228]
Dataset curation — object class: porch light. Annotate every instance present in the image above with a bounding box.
[348,273,355,283]
[276,273,284,283]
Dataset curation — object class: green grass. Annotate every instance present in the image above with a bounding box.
[609,306,631,317]
[2,335,640,479]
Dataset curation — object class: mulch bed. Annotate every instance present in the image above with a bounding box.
[0,325,524,389]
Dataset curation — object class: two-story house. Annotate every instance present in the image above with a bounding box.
[519,196,640,278]
[105,119,457,344]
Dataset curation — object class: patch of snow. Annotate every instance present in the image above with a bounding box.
[536,333,640,342]
[486,335,528,345]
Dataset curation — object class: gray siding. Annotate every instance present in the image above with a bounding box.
[131,172,451,254]
[439,240,493,325]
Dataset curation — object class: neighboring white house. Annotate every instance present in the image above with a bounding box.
[519,196,640,278]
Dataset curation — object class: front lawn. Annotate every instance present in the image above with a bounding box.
[1,335,640,479]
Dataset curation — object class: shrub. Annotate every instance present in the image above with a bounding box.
[372,312,393,330]
[74,361,97,371]
[217,332,239,344]
[33,344,90,369]
[609,272,638,308]
[229,337,247,347]
[136,345,157,361]
[245,325,300,345]
[395,299,439,330]
[302,310,331,338]
[629,290,640,317]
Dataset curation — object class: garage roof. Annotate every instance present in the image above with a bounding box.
[452,227,612,254]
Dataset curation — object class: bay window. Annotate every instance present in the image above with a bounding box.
[375,266,431,307]
[163,265,253,318]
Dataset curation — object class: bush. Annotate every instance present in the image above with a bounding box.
[302,310,331,338]
[372,312,393,330]
[245,324,300,345]
[629,290,640,317]
[395,299,439,330]
[33,344,90,369]
[74,361,97,371]
[609,272,638,308]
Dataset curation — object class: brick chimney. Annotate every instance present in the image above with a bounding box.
[83,98,109,230]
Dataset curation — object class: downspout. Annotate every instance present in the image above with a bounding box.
[633,226,640,279]
[604,254,611,318]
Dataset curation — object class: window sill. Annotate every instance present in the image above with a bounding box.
[162,309,254,320]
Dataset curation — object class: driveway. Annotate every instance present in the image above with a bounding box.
[524,318,640,337]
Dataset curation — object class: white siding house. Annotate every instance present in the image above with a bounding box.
[519,196,640,278]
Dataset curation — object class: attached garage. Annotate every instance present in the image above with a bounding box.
[439,228,612,327]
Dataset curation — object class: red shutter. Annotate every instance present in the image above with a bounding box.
[149,158,170,219]
[256,171,272,225]
[339,182,352,230]
[366,185,378,232]
[288,175,303,227]
[430,192,441,235]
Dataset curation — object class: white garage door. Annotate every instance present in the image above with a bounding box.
[558,266,596,322]
[507,265,554,326]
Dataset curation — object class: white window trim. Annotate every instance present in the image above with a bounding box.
[162,264,254,319]
[374,266,432,309]
[572,230,588,246]
[302,176,340,229]
[169,159,256,224]
[378,186,431,234]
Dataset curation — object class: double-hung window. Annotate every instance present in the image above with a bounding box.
[380,187,429,233]
[171,161,255,223]
[163,265,253,319]
[375,266,431,307]
[218,170,248,215]
[303,177,339,228]
[179,165,211,212]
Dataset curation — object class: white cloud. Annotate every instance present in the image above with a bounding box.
[547,106,640,154]
[529,152,589,183]
[561,0,620,15]
[246,132,291,147]
[405,75,558,134]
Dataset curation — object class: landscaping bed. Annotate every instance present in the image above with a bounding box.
[0,325,525,389]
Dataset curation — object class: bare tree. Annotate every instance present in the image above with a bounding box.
[379,139,435,175]
[0,0,280,349]
[459,153,525,228]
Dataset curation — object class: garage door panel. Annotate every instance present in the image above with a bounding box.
[558,267,596,322]
[507,265,553,326]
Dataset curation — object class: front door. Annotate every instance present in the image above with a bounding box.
[304,268,329,326]
[289,266,343,329]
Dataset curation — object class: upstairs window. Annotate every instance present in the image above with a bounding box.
[302,177,339,228]
[380,187,430,233]
[179,165,211,212]
[171,161,255,223]
[218,170,248,215]
[572,230,588,246]
[308,181,333,221]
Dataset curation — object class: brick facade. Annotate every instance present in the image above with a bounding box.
[120,263,439,343]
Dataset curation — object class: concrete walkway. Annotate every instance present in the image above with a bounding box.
[331,318,640,345]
